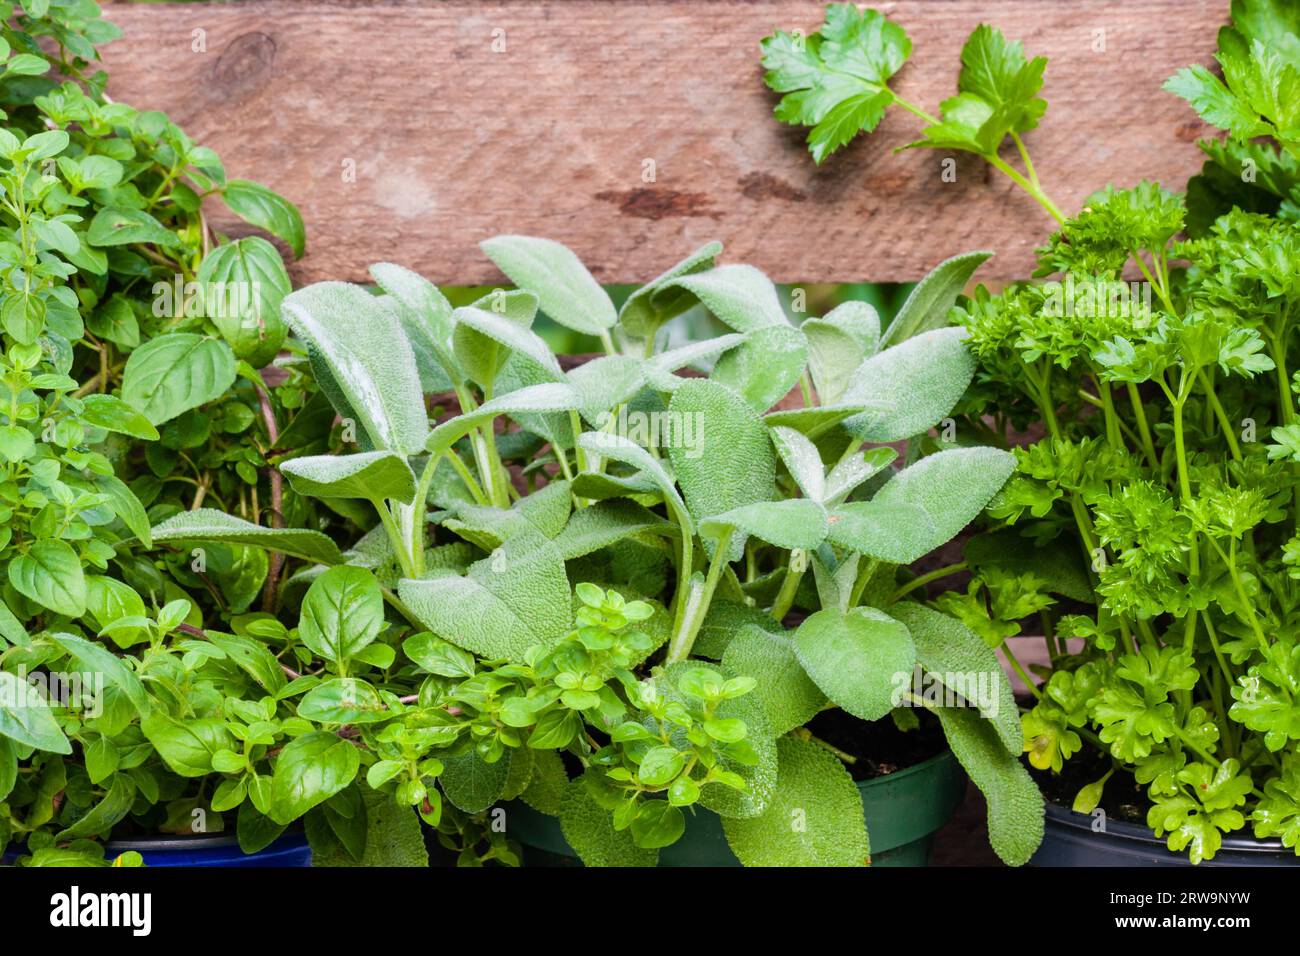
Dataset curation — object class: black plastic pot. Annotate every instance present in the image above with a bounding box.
[1031,800,1300,867]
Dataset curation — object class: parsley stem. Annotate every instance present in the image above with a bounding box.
[1267,328,1294,426]
[1002,642,1042,700]
[1041,610,1060,662]
[1201,612,1238,756]
[1118,622,1136,657]
[1171,727,1220,768]
[1195,370,1243,461]
[1130,252,1177,316]
[1266,321,1300,535]
[1126,382,1159,470]
[1009,132,1042,189]
[1210,538,1270,654]
[1095,379,1126,453]
[889,92,940,127]
[985,154,1065,225]
[1170,392,1193,504]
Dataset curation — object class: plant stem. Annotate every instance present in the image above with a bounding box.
[569,410,587,473]
[442,448,488,506]
[889,92,940,126]
[375,500,417,579]
[380,585,424,630]
[986,153,1065,225]
[889,562,968,603]
[1196,369,1243,461]
[1095,379,1126,453]
[798,372,814,407]
[409,454,449,577]
[1002,642,1042,700]
[794,726,858,765]
[1209,538,1270,654]
[253,380,283,612]
[770,549,806,621]
[553,443,575,481]
[848,557,880,608]
[667,527,732,663]
[1126,382,1159,470]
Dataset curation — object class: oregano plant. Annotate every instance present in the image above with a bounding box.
[0,0,366,866]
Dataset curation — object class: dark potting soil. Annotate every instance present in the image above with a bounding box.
[806,708,948,782]
[1026,746,1149,824]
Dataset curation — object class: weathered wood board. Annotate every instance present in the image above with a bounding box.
[102,0,1229,285]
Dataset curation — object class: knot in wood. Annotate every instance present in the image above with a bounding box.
[212,31,277,97]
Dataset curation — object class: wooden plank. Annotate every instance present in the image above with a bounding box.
[101,0,1228,285]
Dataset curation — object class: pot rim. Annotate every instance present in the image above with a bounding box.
[5,828,306,856]
[103,827,307,852]
[858,746,958,791]
[1044,798,1291,854]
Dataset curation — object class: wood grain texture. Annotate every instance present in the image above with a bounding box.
[101,0,1228,285]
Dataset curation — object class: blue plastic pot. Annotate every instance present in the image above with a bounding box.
[3,831,312,867]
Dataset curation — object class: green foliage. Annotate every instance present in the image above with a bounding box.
[841,326,976,442]
[150,508,343,565]
[760,3,910,163]
[762,6,1063,222]
[480,235,616,337]
[826,447,1015,563]
[722,735,868,866]
[936,706,1044,866]
[793,607,914,722]
[2,0,1040,868]
[280,281,428,455]
[947,3,1300,862]
[213,232,1025,866]
[0,1,377,865]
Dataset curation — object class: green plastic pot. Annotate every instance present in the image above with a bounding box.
[506,748,966,866]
